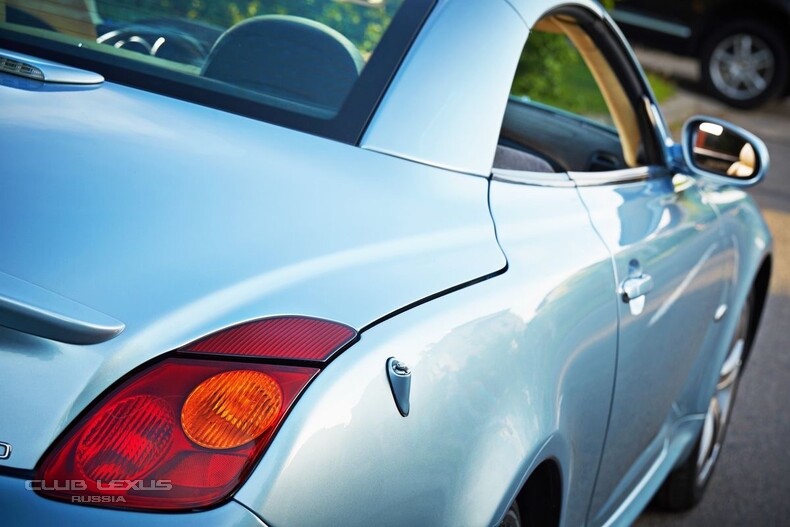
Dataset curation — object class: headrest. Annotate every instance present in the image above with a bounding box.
[202,15,364,111]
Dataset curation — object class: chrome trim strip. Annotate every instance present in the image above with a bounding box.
[568,167,651,187]
[610,10,692,39]
[491,168,575,188]
[643,96,675,166]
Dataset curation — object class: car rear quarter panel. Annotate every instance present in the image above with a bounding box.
[235,180,619,527]
[0,78,505,470]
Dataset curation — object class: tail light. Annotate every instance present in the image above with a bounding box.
[36,316,356,510]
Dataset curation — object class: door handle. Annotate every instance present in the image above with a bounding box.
[620,274,654,303]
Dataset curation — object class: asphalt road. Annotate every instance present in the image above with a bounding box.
[634,51,790,526]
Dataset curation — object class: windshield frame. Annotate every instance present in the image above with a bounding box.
[0,0,436,145]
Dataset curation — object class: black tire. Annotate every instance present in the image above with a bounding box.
[653,294,753,511]
[500,500,523,527]
[700,20,788,109]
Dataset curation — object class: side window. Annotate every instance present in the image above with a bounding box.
[512,30,615,129]
[496,11,658,174]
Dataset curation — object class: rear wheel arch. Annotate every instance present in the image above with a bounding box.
[510,460,563,527]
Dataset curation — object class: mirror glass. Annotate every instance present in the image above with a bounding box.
[690,121,758,178]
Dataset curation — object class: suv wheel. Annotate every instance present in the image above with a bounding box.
[701,20,788,109]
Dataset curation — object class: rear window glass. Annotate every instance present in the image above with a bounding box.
[0,0,433,142]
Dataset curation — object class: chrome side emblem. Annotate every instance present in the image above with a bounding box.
[0,442,11,460]
[386,358,412,417]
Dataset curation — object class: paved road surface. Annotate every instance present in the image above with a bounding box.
[634,50,790,526]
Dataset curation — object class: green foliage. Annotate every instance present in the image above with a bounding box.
[511,28,675,121]
[646,72,676,103]
[510,31,581,106]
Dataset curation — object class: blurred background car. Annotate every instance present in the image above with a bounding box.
[610,0,790,109]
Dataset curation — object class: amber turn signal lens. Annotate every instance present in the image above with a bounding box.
[181,370,283,450]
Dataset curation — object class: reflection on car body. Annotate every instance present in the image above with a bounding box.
[0,1,773,526]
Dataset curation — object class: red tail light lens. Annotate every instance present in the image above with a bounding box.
[36,316,357,510]
[76,395,175,482]
[183,316,356,361]
[38,358,317,510]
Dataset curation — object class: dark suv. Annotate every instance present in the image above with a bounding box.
[610,0,789,108]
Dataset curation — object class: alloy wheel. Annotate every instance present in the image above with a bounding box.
[695,302,749,486]
[709,33,776,102]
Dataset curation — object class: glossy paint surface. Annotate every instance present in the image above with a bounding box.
[578,172,730,525]
[362,0,528,175]
[0,77,504,469]
[0,0,775,525]
[507,0,605,26]
[236,181,618,527]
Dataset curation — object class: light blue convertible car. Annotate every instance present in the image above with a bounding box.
[0,0,773,526]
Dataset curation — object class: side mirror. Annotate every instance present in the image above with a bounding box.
[681,116,769,187]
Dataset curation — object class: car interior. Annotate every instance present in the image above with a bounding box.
[201,16,365,113]
[1,0,376,116]
[496,10,664,175]
[3,2,664,168]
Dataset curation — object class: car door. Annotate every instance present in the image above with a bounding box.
[580,168,729,525]
[560,18,729,527]
[498,8,730,525]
